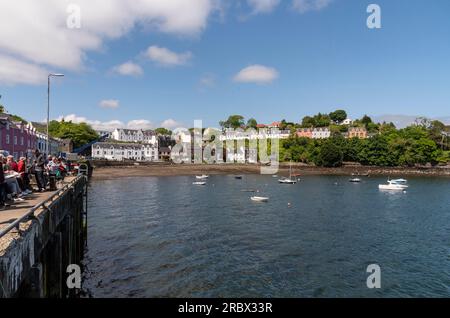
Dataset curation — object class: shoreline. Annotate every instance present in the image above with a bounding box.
[91,163,450,179]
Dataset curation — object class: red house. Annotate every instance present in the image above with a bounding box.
[0,114,37,159]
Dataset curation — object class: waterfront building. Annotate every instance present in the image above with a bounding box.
[0,114,37,159]
[158,146,171,161]
[348,127,368,139]
[111,128,158,145]
[58,138,74,153]
[35,130,60,155]
[91,142,159,161]
[312,127,331,139]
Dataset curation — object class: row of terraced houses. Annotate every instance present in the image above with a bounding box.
[0,113,64,159]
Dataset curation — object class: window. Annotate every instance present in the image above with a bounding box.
[21,137,24,145]
[14,136,17,145]
[6,134,10,144]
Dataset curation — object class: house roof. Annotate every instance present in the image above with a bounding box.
[159,147,171,153]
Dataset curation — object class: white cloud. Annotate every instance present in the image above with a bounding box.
[247,0,280,14]
[233,64,279,84]
[0,55,48,85]
[111,61,143,77]
[57,114,124,131]
[0,0,214,85]
[160,118,183,129]
[99,99,120,109]
[145,45,192,66]
[57,114,182,131]
[292,0,333,13]
[126,119,153,130]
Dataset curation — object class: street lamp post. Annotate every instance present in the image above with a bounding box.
[47,73,64,156]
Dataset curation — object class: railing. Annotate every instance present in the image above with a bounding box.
[0,175,87,239]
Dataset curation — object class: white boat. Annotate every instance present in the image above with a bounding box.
[349,178,362,183]
[196,175,209,180]
[278,177,297,184]
[192,181,206,185]
[378,178,408,190]
[278,161,298,184]
[251,196,269,202]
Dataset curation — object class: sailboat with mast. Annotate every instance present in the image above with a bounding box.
[278,161,298,184]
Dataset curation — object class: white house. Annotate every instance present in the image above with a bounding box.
[35,131,60,155]
[111,128,158,145]
[312,128,331,139]
[341,118,353,126]
[91,142,159,161]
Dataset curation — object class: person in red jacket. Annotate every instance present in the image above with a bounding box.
[6,155,18,172]
[18,157,32,193]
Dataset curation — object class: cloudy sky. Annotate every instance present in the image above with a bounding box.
[1,0,449,130]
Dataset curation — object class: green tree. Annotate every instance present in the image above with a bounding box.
[155,127,172,135]
[316,138,344,167]
[48,120,99,148]
[360,115,372,126]
[301,116,315,127]
[329,110,347,124]
[314,113,331,127]
[246,118,258,129]
[219,115,245,129]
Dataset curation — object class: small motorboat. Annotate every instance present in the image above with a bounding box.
[241,189,257,193]
[196,175,209,180]
[349,178,362,183]
[251,196,269,202]
[234,175,243,179]
[192,181,206,185]
[379,178,408,191]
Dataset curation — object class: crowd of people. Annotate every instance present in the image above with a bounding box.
[0,149,69,210]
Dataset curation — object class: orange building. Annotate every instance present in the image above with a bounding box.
[348,127,367,139]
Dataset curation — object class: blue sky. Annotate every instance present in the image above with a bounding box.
[1,0,449,130]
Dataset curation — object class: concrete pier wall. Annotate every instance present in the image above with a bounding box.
[0,176,88,298]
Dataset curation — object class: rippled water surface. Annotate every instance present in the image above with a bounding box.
[82,175,450,297]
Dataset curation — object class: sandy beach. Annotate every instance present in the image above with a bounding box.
[91,163,450,179]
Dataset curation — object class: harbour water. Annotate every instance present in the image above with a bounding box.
[82,175,450,297]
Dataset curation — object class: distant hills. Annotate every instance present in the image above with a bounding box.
[372,115,450,129]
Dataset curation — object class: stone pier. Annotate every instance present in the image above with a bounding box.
[0,176,88,298]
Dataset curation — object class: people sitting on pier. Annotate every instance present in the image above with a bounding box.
[47,156,60,191]
[2,155,30,204]
[18,157,32,193]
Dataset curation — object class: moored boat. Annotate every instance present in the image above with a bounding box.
[378,178,408,190]
[251,196,269,202]
[278,161,298,184]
